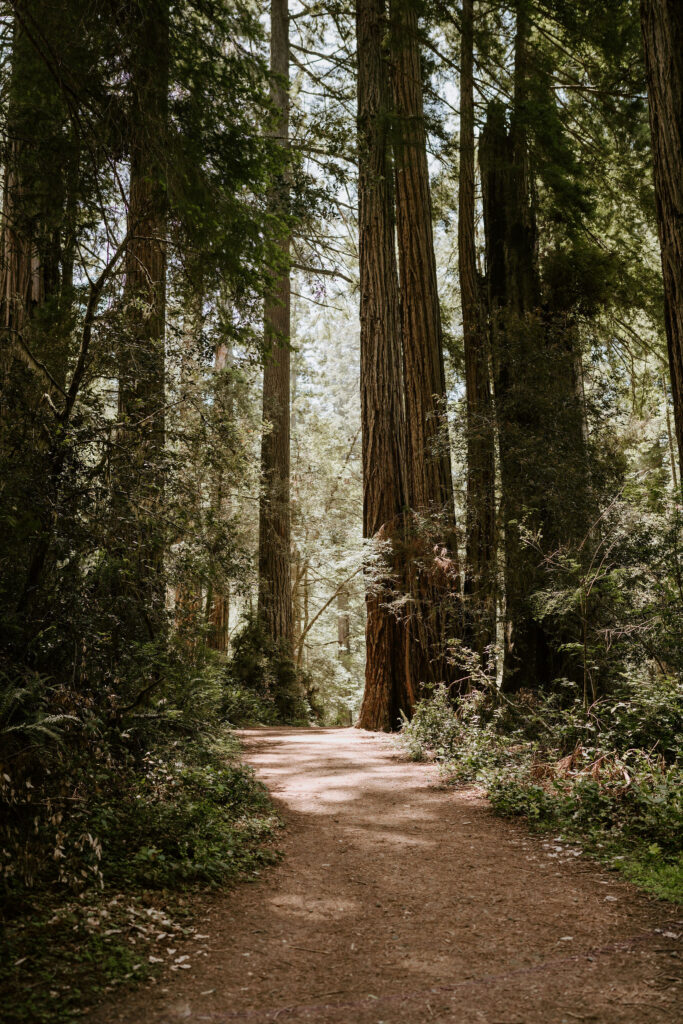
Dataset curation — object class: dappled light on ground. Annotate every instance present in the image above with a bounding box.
[91,728,682,1024]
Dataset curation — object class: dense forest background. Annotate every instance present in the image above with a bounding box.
[0,0,681,1018]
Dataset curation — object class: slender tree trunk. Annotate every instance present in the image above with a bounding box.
[257,0,294,652]
[208,586,229,652]
[663,378,679,490]
[481,100,551,694]
[115,0,169,637]
[640,0,683,484]
[173,288,204,637]
[458,0,496,661]
[207,341,232,653]
[337,588,350,656]
[356,0,413,731]
[390,0,460,693]
[292,546,303,661]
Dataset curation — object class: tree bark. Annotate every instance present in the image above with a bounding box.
[480,1,586,693]
[337,588,350,656]
[390,0,461,693]
[641,0,683,483]
[481,98,551,694]
[257,0,294,653]
[115,0,169,637]
[207,341,232,653]
[0,3,68,398]
[356,0,413,731]
[458,0,496,661]
[208,588,230,652]
[391,1,455,519]
[1,3,79,617]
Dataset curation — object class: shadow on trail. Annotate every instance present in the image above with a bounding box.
[91,726,682,1024]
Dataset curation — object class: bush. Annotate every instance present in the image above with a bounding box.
[222,614,310,724]
[95,737,279,888]
[399,679,683,901]
[0,728,281,1024]
[222,683,279,727]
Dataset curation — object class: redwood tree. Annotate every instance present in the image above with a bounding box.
[458,0,496,660]
[356,0,413,731]
[640,0,683,483]
[257,0,294,652]
[391,0,460,693]
[0,1,72,398]
[480,2,586,693]
[115,0,169,637]
[0,1,80,615]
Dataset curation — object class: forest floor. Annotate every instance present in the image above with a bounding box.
[90,727,682,1024]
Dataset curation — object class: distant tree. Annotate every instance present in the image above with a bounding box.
[0,2,70,393]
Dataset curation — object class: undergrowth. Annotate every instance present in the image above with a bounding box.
[399,678,683,903]
[0,718,280,1024]
[0,606,316,1022]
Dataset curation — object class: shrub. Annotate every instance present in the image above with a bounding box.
[399,679,683,900]
[222,614,310,724]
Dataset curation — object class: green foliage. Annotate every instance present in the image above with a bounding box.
[619,851,683,903]
[223,614,310,725]
[400,681,683,902]
[221,683,279,728]
[533,493,683,703]
[92,738,279,889]
[0,727,280,1023]
[399,684,464,762]
[0,669,75,748]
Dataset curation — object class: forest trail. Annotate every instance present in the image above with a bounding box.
[94,728,682,1024]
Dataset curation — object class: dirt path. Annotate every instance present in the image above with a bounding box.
[94,727,681,1023]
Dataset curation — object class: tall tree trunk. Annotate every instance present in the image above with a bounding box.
[641,0,683,483]
[115,0,169,638]
[0,3,68,397]
[1,3,77,616]
[356,0,413,731]
[208,586,230,652]
[480,2,585,693]
[207,341,232,653]
[257,0,294,653]
[481,99,550,694]
[174,288,205,640]
[458,0,496,662]
[390,0,460,693]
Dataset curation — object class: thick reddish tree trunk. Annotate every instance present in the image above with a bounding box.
[1,3,78,614]
[458,0,496,661]
[356,0,413,732]
[391,0,461,693]
[641,0,683,483]
[0,4,66,398]
[116,0,169,636]
[480,2,586,693]
[257,0,294,652]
